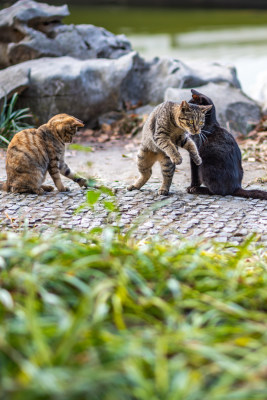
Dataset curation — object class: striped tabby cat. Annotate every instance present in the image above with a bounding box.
[128,100,212,195]
[1,114,88,194]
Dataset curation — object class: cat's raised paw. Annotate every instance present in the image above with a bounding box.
[171,154,182,165]
[194,157,202,166]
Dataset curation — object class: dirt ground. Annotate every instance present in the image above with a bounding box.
[65,139,267,191]
[0,139,266,191]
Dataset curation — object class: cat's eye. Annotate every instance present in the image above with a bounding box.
[189,119,193,124]
[199,121,204,125]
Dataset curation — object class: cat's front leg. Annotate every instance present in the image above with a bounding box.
[59,161,88,188]
[187,158,202,194]
[48,159,69,192]
[153,134,182,165]
[181,137,202,166]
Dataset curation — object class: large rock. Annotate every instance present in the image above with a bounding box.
[0,51,249,129]
[0,0,132,68]
[0,65,30,101]
[13,52,138,124]
[142,58,241,105]
[252,70,267,114]
[0,0,255,133]
[120,57,241,107]
[165,83,262,135]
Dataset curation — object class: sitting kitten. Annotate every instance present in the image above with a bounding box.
[188,89,267,200]
[1,113,88,195]
[128,100,212,195]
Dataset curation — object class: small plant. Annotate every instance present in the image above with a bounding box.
[0,92,33,146]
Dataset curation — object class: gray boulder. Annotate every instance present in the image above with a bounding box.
[0,64,30,101]
[165,83,261,136]
[140,58,241,105]
[13,52,137,124]
[0,51,250,130]
[0,0,131,68]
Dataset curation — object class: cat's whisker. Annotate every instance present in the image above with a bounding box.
[200,133,206,144]
[200,132,207,142]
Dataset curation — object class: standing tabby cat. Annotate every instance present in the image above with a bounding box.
[1,114,88,194]
[128,100,212,195]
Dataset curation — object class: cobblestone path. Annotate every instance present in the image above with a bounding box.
[0,176,266,245]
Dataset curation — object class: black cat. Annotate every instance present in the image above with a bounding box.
[188,89,267,200]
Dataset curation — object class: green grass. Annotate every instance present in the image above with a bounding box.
[65,7,267,35]
[0,93,33,147]
[0,226,267,400]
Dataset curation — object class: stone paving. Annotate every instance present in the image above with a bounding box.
[0,175,266,245]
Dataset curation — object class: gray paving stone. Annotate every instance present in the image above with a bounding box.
[0,176,266,245]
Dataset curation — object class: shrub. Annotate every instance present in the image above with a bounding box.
[0,228,266,400]
[0,93,33,147]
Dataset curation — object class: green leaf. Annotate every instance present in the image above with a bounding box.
[86,190,101,206]
[0,134,10,145]
[103,201,116,211]
[0,92,33,148]
[68,144,92,152]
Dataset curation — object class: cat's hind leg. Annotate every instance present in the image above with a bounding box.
[11,186,45,195]
[128,148,157,191]
[158,154,175,195]
[41,185,54,192]
[9,169,47,195]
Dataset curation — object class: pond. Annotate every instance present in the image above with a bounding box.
[66,7,267,102]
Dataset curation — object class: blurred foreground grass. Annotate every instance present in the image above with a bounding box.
[0,226,267,400]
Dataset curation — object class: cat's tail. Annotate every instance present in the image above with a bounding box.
[0,181,7,191]
[233,187,267,200]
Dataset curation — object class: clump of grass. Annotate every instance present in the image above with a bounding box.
[0,227,266,400]
[0,93,33,146]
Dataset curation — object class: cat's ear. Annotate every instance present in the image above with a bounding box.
[180,100,190,111]
[191,89,201,102]
[199,105,212,114]
[71,117,84,128]
[192,94,200,102]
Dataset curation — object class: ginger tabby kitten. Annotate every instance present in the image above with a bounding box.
[1,114,88,195]
[128,100,212,195]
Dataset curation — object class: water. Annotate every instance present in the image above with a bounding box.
[66,7,267,101]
